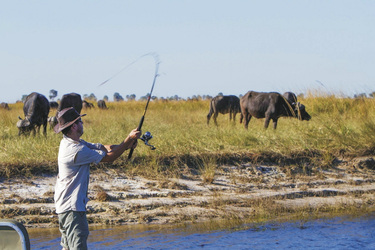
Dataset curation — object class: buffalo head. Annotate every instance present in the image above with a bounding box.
[17,117,33,135]
[294,102,311,121]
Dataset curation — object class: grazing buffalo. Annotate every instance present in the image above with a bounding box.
[58,93,83,114]
[1,102,10,110]
[82,100,94,109]
[17,92,50,136]
[97,100,108,109]
[240,91,311,129]
[49,101,59,109]
[207,95,241,125]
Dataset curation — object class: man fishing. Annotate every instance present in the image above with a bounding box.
[53,107,141,250]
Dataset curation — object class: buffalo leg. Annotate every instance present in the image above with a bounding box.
[272,118,278,129]
[264,117,271,129]
[244,113,252,129]
[207,113,212,125]
[213,113,219,126]
[43,122,47,136]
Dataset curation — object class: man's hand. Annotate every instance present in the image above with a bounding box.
[100,128,142,162]
[128,128,142,141]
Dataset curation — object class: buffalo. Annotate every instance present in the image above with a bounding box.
[97,100,108,109]
[58,93,83,114]
[240,91,311,129]
[82,100,94,109]
[17,92,50,136]
[1,102,10,110]
[207,95,241,125]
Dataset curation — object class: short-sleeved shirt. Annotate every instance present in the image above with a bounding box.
[54,135,106,214]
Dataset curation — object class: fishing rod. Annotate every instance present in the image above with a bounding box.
[128,55,159,159]
[98,52,160,159]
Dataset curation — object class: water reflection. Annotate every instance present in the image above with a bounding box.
[29,214,375,249]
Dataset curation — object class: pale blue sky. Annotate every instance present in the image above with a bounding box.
[1,1,374,103]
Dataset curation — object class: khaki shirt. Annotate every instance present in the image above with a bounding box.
[54,135,106,214]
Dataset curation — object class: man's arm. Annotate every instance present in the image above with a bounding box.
[100,129,141,162]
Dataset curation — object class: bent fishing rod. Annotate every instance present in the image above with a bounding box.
[99,53,160,159]
[128,56,159,159]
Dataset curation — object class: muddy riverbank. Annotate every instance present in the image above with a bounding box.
[1,155,375,229]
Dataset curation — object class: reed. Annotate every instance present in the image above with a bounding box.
[1,93,375,178]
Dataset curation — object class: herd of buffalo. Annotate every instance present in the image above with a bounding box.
[3,90,311,136]
[207,91,311,129]
[14,92,107,136]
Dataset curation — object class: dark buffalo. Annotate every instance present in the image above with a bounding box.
[82,100,94,109]
[240,91,311,129]
[207,95,241,125]
[58,93,83,114]
[17,92,50,136]
[1,102,10,110]
[49,101,59,109]
[97,100,108,109]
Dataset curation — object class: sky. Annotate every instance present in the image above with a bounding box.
[1,0,374,103]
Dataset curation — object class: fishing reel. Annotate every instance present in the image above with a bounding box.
[140,131,156,150]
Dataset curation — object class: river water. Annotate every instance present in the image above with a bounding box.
[29,213,375,249]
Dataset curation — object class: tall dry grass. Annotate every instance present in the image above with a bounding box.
[1,93,375,177]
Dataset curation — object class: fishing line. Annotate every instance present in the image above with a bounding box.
[98,52,159,87]
[98,52,160,159]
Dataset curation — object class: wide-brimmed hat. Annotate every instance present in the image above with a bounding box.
[54,107,86,133]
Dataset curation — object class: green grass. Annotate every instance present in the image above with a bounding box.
[1,93,375,178]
